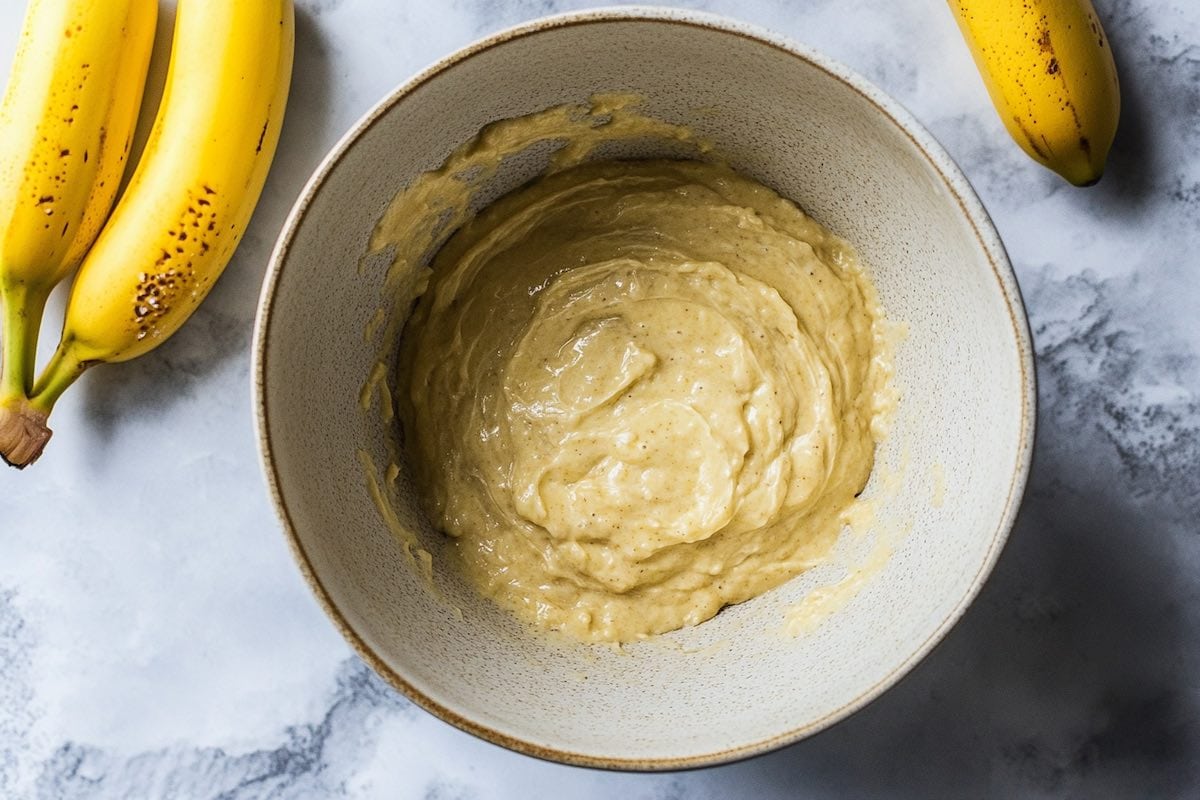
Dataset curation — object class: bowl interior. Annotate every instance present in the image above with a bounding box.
[257,12,1031,768]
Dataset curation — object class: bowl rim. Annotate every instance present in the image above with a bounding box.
[252,4,1038,772]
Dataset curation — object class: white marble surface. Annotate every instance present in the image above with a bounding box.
[1,0,1198,796]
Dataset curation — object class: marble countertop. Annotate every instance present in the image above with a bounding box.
[1,0,1197,797]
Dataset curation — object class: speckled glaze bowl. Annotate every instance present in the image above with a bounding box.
[253,7,1035,770]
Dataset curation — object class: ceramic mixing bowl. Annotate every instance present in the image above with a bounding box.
[253,7,1035,770]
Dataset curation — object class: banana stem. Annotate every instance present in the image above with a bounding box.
[0,341,85,468]
[0,395,50,469]
[0,281,50,403]
[29,342,88,414]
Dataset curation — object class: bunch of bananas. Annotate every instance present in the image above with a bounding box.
[0,0,294,467]
[948,0,1121,186]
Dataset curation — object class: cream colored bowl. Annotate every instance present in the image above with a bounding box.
[253,8,1035,770]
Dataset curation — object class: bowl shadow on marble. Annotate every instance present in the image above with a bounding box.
[747,28,1198,787]
[704,24,1178,787]
[76,8,335,460]
[738,405,1192,793]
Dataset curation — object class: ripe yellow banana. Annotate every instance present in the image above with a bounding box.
[949,0,1121,186]
[0,0,295,467]
[0,0,156,449]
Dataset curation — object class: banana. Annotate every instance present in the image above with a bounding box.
[0,0,156,447]
[0,0,295,467]
[948,0,1121,186]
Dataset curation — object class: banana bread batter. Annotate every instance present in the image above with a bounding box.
[397,156,890,643]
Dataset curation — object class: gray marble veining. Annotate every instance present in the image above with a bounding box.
[1,0,1197,797]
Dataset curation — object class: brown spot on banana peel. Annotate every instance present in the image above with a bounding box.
[1037,28,1083,130]
[1014,116,1049,160]
[256,117,269,154]
[1033,22,1096,182]
[1088,12,1105,47]
[130,190,221,336]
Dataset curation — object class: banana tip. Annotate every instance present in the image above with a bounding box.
[0,399,52,469]
[1062,164,1105,187]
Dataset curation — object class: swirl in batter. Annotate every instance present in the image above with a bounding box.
[398,158,888,643]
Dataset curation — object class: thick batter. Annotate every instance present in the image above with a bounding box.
[397,157,889,643]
